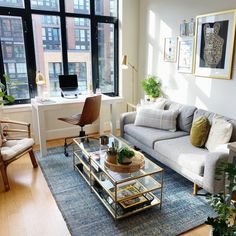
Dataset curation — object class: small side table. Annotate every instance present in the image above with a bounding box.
[228,142,236,165]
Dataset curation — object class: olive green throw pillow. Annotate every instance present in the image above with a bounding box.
[190,116,210,147]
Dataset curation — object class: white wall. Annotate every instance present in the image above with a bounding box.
[138,0,236,119]
[120,0,140,105]
[0,0,140,142]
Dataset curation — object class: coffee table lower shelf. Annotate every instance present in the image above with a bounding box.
[74,163,161,220]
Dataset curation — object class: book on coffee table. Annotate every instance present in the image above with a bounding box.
[109,182,153,212]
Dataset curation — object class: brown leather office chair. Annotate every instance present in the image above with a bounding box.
[58,95,102,156]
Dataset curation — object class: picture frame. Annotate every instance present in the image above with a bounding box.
[187,20,195,37]
[164,37,178,62]
[180,22,187,36]
[177,37,194,73]
[194,9,236,79]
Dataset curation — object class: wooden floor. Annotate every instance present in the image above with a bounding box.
[0,139,210,236]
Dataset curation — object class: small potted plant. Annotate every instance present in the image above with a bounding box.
[0,74,15,105]
[106,142,118,164]
[117,147,135,165]
[141,75,162,101]
[206,162,236,235]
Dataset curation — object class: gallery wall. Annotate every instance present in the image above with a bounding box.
[138,0,236,118]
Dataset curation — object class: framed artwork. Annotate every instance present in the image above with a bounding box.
[177,37,194,73]
[164,37,178,62]
[187,19,195,36]
[194,9,236,79]
[180,21,187,36]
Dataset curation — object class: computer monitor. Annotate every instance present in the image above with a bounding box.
[59,75,78,89]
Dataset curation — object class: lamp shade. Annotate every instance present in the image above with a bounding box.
[35,71,46,85]
[121,55,128,69]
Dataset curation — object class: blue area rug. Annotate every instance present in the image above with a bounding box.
[36,146,215,236]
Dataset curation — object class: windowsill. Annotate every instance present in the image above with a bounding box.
[0,103,32,113]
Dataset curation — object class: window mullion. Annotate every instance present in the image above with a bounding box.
[90,0,98,92]
[59,0,68,75]
[24,0,37,98]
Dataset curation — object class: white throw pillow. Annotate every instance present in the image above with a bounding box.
[138,98,166,110]
[134,107,179,131]
[205,116,233,152]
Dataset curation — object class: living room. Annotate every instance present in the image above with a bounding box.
[0,0,236,235]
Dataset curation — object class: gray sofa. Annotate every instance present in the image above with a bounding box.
[120,100,236,194]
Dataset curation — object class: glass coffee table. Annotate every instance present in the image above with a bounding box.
[73,135,163,220]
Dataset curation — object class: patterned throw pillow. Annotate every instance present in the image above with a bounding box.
[134,108,179,131]
[205,116,233,152]
[190,116,210,147]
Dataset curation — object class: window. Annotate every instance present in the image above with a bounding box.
[0,16,30,101]
[48,62,62,96]
[66,0,90,14]
[67,17,91,93]
[95,0,117,17]
[31,0,59,11]
[41,27,60,49]
[0,0,24,8]
[98,23,115,93]
[42,15,59,25]
[32,14,63,96]
[0,0,118,103]
[68,62,87,92]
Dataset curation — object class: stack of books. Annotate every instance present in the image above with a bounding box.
[108,181,154,213]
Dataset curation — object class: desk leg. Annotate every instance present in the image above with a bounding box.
[37,108,47,157]
[110,102,117,135]
[99,103,105,135]
[32,105,39,144]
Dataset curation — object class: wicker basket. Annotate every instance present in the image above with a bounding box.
[105,151,145,173]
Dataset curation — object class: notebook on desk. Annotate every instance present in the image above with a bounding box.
[59,75,80,98]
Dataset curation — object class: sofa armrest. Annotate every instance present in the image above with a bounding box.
[120,112,136,137]
[203,152,229,194]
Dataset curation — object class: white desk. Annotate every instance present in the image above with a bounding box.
[31,95,123,157]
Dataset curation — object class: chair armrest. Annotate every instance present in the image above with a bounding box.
[120,112,136,137]
[0,120,31,138]
[203,152,229,194]
[0,119,30,127]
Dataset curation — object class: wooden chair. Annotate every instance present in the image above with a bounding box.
[58,95,101,156]
[0,119,38,191]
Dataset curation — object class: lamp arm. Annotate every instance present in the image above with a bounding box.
[128,62,138,72]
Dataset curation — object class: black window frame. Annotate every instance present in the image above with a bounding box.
[0,0,119,104]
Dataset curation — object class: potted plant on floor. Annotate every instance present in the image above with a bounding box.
[141,75,162,101]
[206,162,236,235]
[117,147,135,165]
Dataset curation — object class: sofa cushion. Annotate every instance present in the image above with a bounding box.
[205,116,233,152]
[165,101,197,133]
[124,124,188,148]
[190,116,210,147]
[193,109,236,142]
[134,108,179,131]
[154,136,208,176]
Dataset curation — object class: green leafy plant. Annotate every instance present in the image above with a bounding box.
[206,162,236,235]
[107,141,118,156]
[141,75,162,98]
[0,74,15,105]
[117,147,135,164]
